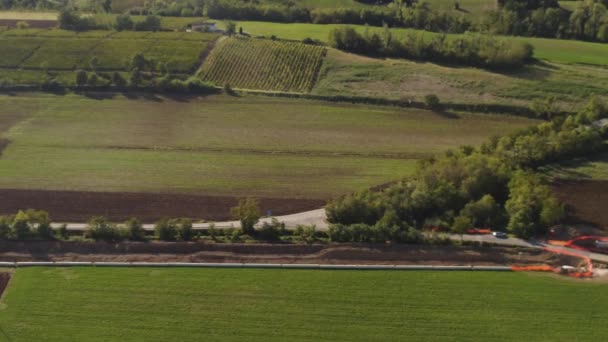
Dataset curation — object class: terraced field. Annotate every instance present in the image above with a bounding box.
[198,37,326,92]
[0,268,606,341]
[0,30,218,72]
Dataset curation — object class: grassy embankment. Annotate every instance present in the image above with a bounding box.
[0,93,536,199]
[0,268,607,341]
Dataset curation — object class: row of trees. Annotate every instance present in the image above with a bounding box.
[119,0,608,41]
[326,97,608,239]
[58,9,162,32]
[482,0,608,42]
[328,26,534,69]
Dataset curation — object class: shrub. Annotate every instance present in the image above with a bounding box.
[424,94,442,111]
[36,222,54,239]
[231,198,261,235]
[257,218,285,241]
[155,218,177,241]
[175,218,194,241]
[294,225,319,244]
[115,13,134,31]
[41,78,65,92]
[16,21,29,29]
[208,223,218,241]
[56,224,69,240]
[86,216,125,242]
[112,72,127,87]
[76,69,88,87]
[125,218,146,241]
[12,210,31,239]
[0,215,11,239]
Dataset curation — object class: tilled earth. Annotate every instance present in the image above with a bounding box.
[552,179,608,232]
[0,189,324,222]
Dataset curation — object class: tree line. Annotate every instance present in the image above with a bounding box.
[116,0,608,42]
[328,26,534,69]
[482,0,608,42]
[326,97,608,240]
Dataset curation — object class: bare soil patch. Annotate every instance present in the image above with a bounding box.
[552,180,608,233]
[0,241,555,266]
[0,273,10,298]
[0,189,324,222]
[0,138,10,156]
[0,19,57,28]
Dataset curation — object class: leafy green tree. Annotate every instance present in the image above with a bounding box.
[451,215,473,240]
[460,195,504,228]
[129,68,142,86]
[115,13,134,31]
[424,94,442,111]
[12,210,31,239]
[154,218,177,241]
[89,56,99,72]
[86,216,125,242]
[112,72,127,87]
[125,218,146,241]
[76,69,88,87]
[0,215,11,239]
[231,198,261,235]
[176,218,194,241]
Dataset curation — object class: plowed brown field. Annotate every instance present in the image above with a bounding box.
[0,189,324,222]
[552,180,608,231]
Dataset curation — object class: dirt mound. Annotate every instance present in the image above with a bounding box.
[0,241,554,266]
[552,180,608,233]
[0,189,324,222]
[0,273,10,298]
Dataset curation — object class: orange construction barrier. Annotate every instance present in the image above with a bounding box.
[511,246,594,278]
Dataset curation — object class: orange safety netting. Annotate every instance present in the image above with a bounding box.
[511,246,594,278]
[511,265,555,272]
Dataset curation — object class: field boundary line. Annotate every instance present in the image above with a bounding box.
[0,261,513,271]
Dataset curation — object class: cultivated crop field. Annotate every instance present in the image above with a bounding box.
[0,93,535,219]
[0,29,218,72]
[0,268,606,341]
[199,37,326,92]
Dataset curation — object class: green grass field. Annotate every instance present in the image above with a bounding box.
[313,49,608,110]
[0,268,606,341]
[0,93,535,199]
[199,37,326,92]
[229,21,608,66]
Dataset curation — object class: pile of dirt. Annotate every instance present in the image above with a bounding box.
[552,180,608,233]
[0,241,555,266]
[0,273,10,298]
[0,189,324,222]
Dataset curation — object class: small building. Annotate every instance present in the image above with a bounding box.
[187,22,223,33]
